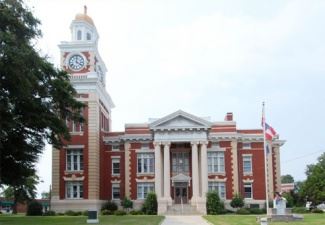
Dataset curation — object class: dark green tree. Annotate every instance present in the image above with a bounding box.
[206,191,225,215]
[300,152,325,205]
[0,0,84,189]
[281,174,294,184]
[230,193,244,209]
[142,192,157,215]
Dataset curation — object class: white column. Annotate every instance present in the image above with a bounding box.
[163,142,171,203]
[200,141,208,198]
[154,142,162,198]
[191,142,199,204]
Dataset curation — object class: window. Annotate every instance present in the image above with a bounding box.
[71,121,83,132]
[66,149,83,171]
[137,153,154,174]
[86,32,91,40]
[211,142,219,149]
[112,184,120,200]
[112,144,120,151]
[141,143,149,150]
[172,152,189,173]
[77,30,82,40]
[137,183,154,199]
[243,142,251,149]
[208,181,226,199]
[208,152,225,173]
[66,181,83,199]
[243,155,252,174]
[112,158,120,175]
[244,183,253,199]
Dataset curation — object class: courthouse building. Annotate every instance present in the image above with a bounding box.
[51,8,285,214]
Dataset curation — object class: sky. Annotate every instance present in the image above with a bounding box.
[25,0,325,196]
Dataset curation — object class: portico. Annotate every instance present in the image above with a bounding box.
[150,110,212,214]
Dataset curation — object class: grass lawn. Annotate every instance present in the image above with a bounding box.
[204,214,325,225]
[0,215,164,225]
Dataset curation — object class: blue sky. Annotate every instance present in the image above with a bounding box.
[27,0,325,195]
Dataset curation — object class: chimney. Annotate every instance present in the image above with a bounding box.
[225,112,233,121]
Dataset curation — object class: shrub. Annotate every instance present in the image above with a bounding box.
[57,212,65,216]
[282,192,294,208]
[121,197,133,211]
[114,210,126,216]
[248,208,264,214]
[129,210,144,215]
[230,193,244,209]
[236,208,250,215]
[82,210,88,216]
[142,192,157,215]
[101,201,118,212]
[64,210,82,216]
[26,201,43,216]
[292,207,309,213]
[43,210,56,216]
[101,209,113,215]
[312,208,324,213]
[206,191,225,215]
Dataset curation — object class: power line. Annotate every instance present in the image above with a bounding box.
[281,150,324,164]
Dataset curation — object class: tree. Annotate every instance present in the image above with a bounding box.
[206,191,225,215]
[230,193,244,209]
[0,0,84,190]
[281,174,294,184]
[41,192,49,199]
[142,192,157,215]
[300,152,325,205]
[121,197,133,212]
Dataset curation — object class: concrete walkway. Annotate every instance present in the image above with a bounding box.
[161,216,211,225]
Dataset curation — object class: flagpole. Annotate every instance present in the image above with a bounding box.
[262,102,270,216]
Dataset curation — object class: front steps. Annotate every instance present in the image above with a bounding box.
[165,204,201,215]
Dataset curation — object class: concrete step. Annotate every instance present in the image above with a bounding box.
[166,204,202,215]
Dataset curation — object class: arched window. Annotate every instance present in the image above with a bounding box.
[86,32,91,40]
[77,30,82,40]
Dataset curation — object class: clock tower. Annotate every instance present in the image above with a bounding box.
[51,6,114,212]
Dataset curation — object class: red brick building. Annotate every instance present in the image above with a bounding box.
[51,8,285,215]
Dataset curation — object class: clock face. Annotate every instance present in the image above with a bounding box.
[68,54,85,71]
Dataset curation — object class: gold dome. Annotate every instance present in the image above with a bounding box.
[74,6,94,26]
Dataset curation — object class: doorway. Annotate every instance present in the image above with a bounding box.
[174,182,188,204]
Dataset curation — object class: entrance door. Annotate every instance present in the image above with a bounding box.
[174,183,188,204]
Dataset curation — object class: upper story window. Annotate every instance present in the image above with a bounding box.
[208,181,226,199]
[112,144,120,151]
[77,30,82,40]
[137,182,154,199]
[137,153,154,174]
[66,149,83,171]
[86,32,91,40]
[243,142,251,149]
[244,183,253,199]
[141,143,149,150]
[172,152,189,174]
[112,158,120,175]
[208,151,225,173]
[66,181,83,199]
[243,155,252,174]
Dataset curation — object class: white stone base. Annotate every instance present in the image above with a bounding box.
[157,198,168,215]
[51,198,105,213]
[196,198,207,215]
[87,219,99,224]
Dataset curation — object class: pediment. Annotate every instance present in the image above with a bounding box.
[149,110,211,130]
[171,173,191,182]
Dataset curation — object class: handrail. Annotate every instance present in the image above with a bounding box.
[181,196,184,214]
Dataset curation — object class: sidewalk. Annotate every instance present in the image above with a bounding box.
[161,216,211,225]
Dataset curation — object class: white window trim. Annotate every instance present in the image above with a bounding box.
[242,142,252,149]
[243,155,253,175]
[208,181,226,199]
[65,181,83,199]
[208,151,225,174]
[112,183,120,200]
[137,153,154,174]
[137,182,155,200]
[112,144,120,152]
[66,149,83,172]
[112,158,120,176]
[244,183,253,199]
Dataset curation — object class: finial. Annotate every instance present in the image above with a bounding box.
[84,5,87,15]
